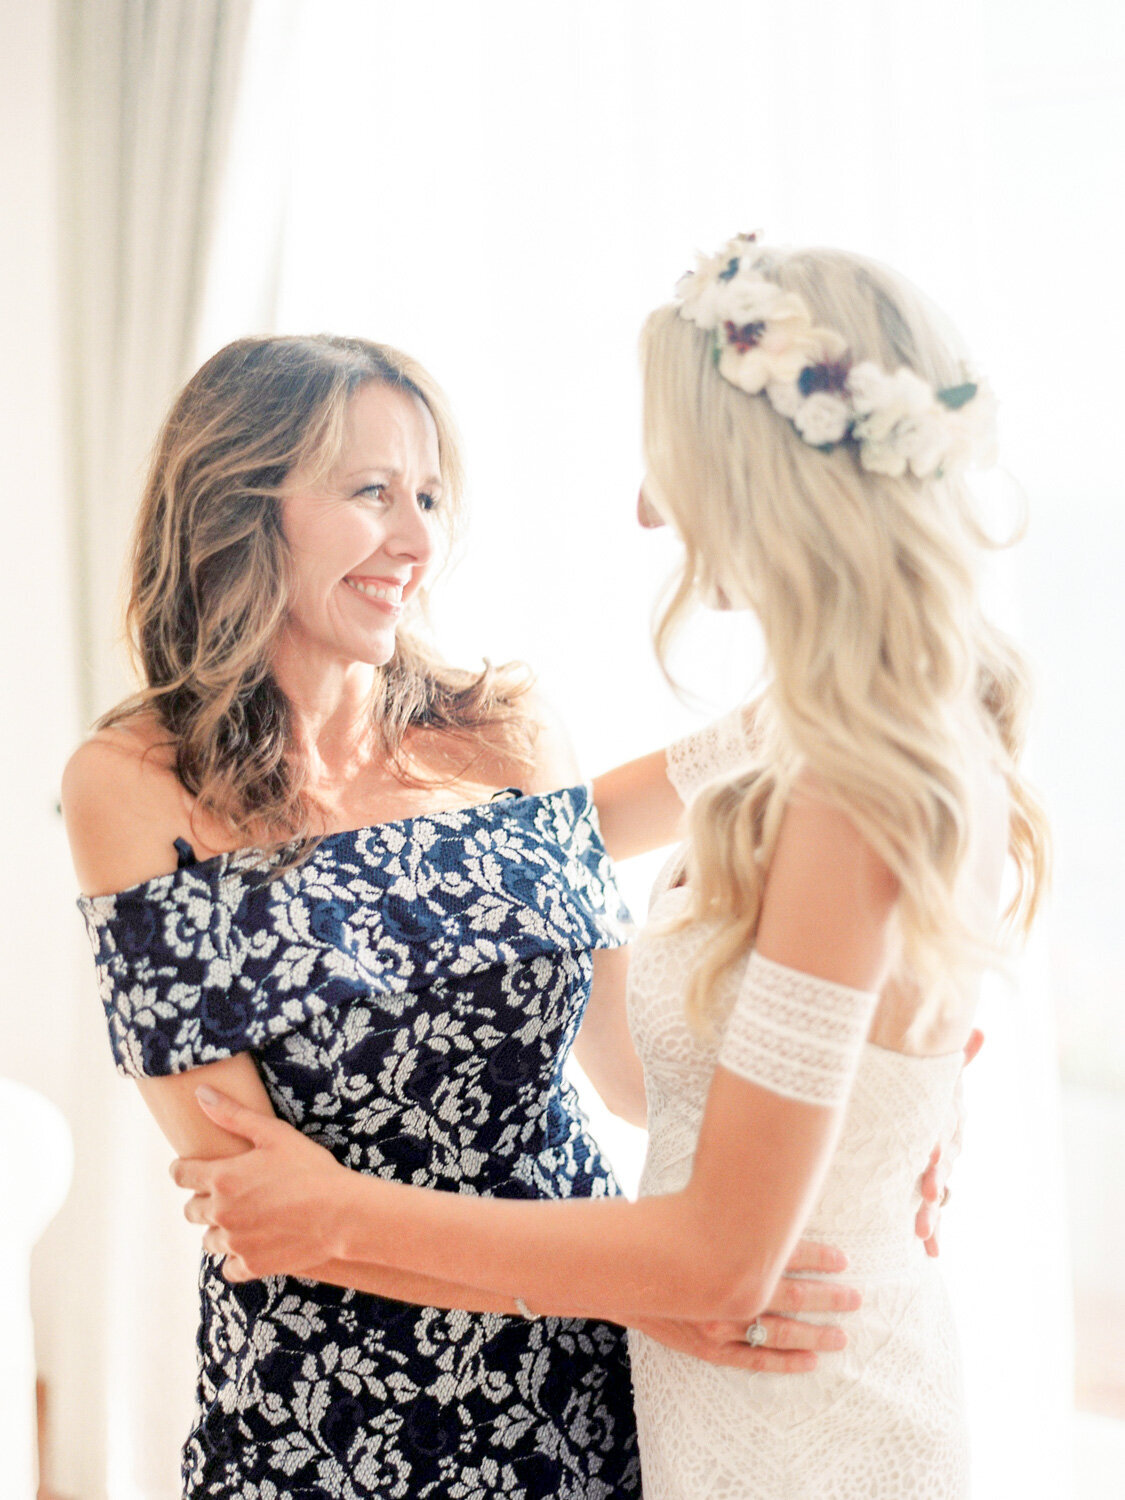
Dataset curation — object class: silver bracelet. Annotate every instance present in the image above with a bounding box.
[513,1296,540,1320]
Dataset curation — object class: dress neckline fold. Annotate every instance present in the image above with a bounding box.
[78,782,595,908]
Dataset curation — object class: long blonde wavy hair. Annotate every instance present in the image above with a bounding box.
[642,247,1050,1031]
[100,334,533,850]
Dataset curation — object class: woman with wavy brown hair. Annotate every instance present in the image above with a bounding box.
[63,332,855,1498]
[174,244,1049,1499]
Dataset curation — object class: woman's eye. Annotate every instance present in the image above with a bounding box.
[356,483,388,502]
[418,493,439,513]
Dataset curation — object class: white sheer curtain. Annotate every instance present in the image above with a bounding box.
[58,0,255,721]
[36,5,269,1497]
[267,1,1079,1492]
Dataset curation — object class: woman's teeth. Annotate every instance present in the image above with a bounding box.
[345,578,403,604]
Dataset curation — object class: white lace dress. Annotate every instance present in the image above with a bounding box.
[625,713,970,1499]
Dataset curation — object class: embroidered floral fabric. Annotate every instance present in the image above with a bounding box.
[79,787,641,1500]
[626,867,968,1496]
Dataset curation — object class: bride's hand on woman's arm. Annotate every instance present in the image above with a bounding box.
[162,1082,526,1313]
[175,1087,348,1278]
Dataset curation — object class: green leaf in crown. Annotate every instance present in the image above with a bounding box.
[936,382,977,411]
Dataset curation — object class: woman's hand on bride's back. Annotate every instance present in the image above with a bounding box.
[914,1028,984,1255]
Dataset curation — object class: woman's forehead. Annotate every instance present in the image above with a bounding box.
[340,382,440,466]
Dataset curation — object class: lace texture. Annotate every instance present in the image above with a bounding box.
[664,709,753,804]
[79,788,641,1499]
[719,951,878,1107]
[627,881,968,1498]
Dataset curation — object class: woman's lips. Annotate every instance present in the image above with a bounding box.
[343,576,406,613]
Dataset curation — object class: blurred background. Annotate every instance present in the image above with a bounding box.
[2,1,1122,1496]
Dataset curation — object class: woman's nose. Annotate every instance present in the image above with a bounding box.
[387,495,436,566]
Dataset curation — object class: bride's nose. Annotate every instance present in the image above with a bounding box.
[637,487,665,529]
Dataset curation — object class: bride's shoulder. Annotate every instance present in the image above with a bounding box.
[62,713,189,896]
[753,772,899,990]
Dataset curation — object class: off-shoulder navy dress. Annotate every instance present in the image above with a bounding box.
[78,786,641,1499]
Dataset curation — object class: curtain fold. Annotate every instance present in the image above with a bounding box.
[59,0,254,724]
[49,5,256,1495]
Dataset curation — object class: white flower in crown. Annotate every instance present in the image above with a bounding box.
[850,366,937,475]
[850,366,932,442]
[857,439,909,477]
[893,411,953,478]
[850,366,995,477]
[720,270,807,328]
[793,391,853,448]
[676,236,762,330]
[845,361,893,417]
[765,379,804,419]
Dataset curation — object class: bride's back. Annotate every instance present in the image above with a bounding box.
[869,743,1011,1057]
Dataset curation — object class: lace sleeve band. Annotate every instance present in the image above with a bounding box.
[665,709,753,804]
[717,951,878,1107]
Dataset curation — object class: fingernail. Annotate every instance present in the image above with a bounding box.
[195,1085,220,1105]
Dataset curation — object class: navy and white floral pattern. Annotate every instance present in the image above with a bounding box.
[79,786,641,1499]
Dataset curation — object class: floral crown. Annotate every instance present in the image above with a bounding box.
[674,234,995,479]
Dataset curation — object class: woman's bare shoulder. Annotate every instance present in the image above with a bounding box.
[436,688,581,796]
[62,715,189,896]
[515,690,582,794]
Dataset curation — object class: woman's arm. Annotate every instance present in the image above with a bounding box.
[592,748,686,861]
[178,785,896,1326]
[514,694,650,1123]
[592,700,763,861]
[144,1058,521,1312]
[572,945,646,1126]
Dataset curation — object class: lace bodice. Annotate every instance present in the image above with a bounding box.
[629,884,961,1273]
[79,788,641,1498]
[627,886,967,1496]
[626,717,970,1497]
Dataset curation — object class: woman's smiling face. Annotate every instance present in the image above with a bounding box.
[279,380,443,671]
